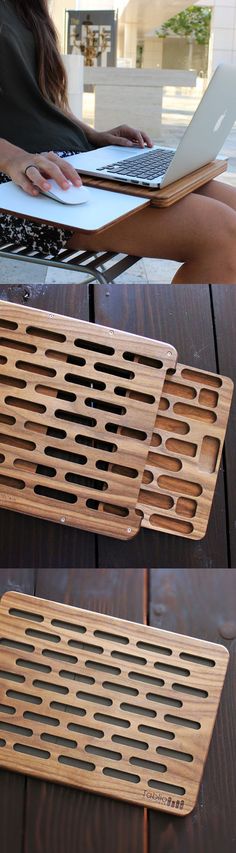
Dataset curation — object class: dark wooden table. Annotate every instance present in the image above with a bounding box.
[0,283,235,568]
[0,567,235,853]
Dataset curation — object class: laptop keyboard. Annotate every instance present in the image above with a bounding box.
[97,148,175,180]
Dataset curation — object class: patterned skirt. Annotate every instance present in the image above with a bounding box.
[0,151,78,254]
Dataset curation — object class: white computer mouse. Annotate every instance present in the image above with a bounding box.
[40,180,89,205]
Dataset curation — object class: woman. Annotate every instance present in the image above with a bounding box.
[1,0,236,283]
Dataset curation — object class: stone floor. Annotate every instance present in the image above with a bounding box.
[1,85,236,285]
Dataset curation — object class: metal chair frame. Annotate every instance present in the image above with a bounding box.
[0,240,140,286]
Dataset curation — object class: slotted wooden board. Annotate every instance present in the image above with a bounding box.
[139,362,233,539]
[0,592,229,815]
[0,301,177,539]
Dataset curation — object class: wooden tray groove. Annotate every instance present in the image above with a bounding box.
[138,363,233,539]
[0,592,229,815]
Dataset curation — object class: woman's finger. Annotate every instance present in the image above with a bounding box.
[140,131,153,148]
[45,152,82,185]
[17,175,40,196]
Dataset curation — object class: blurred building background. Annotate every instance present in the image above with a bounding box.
[51,1,236,76]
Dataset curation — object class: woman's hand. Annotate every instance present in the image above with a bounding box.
[3,148,82,196]
[87,125,153,149]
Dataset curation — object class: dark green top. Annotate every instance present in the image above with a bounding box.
[0,0,91,153]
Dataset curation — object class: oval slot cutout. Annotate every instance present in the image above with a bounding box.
[173,403,216,424]
[41,733,77,749]
[138,491,174,510]
[68,641,103,654]
[6,690,42,705]
[179,652,215,667]
[165,438,197,458]
[147,452,182,473]
[172,683,208,698]
[85,661,121,675]
[9,608,43,623]
[120,703,156,719]
[94,713,130,729]
[85,745,122,761]
[16,659,51,674]
[94,630,128,645]
[60,670,94,685]
[181,369,222,388]
[95,362,134,380]
[112,735,148,751]
[111,651,146,665]
[0,670,25,683]
[32,680,69,695]
[50,702,86,717]
[14,744,50,759]
[155,416,189,435]
[154,662,189,677]
[58,755,95,770]
[51,619,86,634]
[24,712,59,727]
[25,629,60,643]
[102,681,138,697]
[164,714,200,729]
[68,723,104,738]
[130,757,166,773]
[76,691,112,707]
[129,672,164,687]
[74,338,114,356]
[138,725,174,741]
[163,380,196,400]
[150,515,193,535]
[157,746,193,762]
[199,436,220,474]
[136,641,172,657]
[146,693,182,708]
[26,326,66,343]
[103,767,140,783]
[157,475,202,498]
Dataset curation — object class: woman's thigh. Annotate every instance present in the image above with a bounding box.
[68,187,236,261]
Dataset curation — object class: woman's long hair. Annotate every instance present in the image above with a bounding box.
[14,0,68,109]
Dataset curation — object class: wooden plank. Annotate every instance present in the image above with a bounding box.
[0,283,95,568]
[0,589,228,817]
[0,569,35,853]
[94,284,228,567]
[0,300,177,540]
[149,569,236,853]
[19,569,147,853]
[210,286,236,566]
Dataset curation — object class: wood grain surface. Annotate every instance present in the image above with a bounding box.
[0,590,228,816]
[0,569,235,853]
[0,300,177,539]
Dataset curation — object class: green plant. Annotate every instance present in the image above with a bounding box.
[158,6,211,45]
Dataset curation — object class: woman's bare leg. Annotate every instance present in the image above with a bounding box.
[68,182,236,284]
[196,178,236,212]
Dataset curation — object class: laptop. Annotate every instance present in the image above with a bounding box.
[66,64,236,189]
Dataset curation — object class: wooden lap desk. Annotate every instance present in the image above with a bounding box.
[0,160,227,233]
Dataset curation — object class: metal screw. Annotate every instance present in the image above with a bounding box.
[61,517,65,523]
[127,527,132,534]
[109,329,114,335]
[167,351,172,357]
